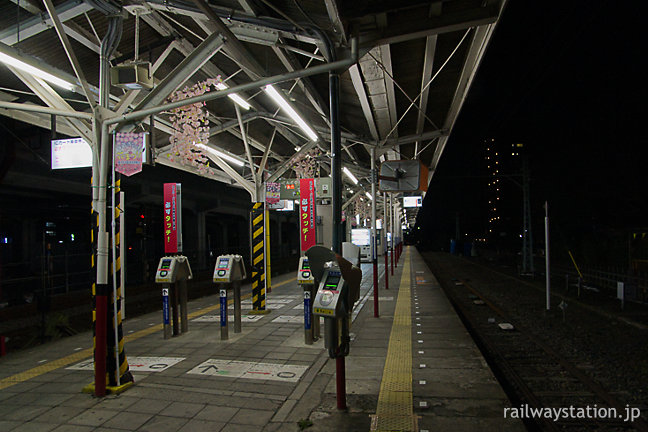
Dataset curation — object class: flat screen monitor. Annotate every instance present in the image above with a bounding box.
[351,228,371,246]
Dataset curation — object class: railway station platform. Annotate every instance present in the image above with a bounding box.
[0,247,524,432]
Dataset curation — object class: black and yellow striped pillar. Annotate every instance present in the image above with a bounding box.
[86,175,133,395]
[251,203,266,311]
[90,182,98,373]
[106,176,133,389]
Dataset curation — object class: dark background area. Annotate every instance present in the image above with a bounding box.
[415,0,648,267]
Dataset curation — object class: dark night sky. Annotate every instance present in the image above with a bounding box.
[417,0,648,256]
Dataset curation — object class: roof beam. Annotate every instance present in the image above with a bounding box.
[134,33,225,111]
[429,23,499,178]
[42,0,96,110]
[0,0,92,46]
[191,0,265,80]
[272,43,329,122]
[8,67,92,143]
[380,44,398,141]
[9,0,42,15]
[237,0,262,16]
[360,4,499,49]
[415,3,443,155]
[324,0,347,44]
[349,64,379,141]
[144,1,320,46]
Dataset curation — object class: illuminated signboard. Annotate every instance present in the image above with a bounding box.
[51,136,147,170]
[403,196,423,208]
[51,138,92,169]
[351,228,371,246]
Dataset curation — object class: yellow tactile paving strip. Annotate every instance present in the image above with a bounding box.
[371,248,418,431]
[0,277,296,391]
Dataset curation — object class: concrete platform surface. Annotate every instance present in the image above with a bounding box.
[0,248,524,432]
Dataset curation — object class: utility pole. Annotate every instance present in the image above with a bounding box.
[521,154,534,275]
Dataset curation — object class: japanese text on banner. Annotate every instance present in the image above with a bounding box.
[163,183,178,253]
[299,178,316,251]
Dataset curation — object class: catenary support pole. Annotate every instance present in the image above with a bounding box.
[545,201,550,311]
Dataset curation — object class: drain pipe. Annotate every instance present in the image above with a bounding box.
[94,11,123,398]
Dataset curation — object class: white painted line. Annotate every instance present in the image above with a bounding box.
[192,314,263,323]
[419,364,426,368]
[417,331,422,334]
[38,360,47,363]
[378,296,394,301]
[416,323,421,327]
[74,347,83,351]
[271,315,303,324]
[187,359,308,383]
[68,356,185,372]
[418,351,424,354]
[418,340,423,344]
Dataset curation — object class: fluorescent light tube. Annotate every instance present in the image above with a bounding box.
[195,143,245,167]
[215,82,251,110]
[343,167,358,185]
[264,85,318,141]
[366,192,373,200]
[0,52,75,91]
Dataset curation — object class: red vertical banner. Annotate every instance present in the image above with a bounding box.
[299,178,316,251]
[163,183,178,254]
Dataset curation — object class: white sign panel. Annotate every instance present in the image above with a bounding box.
[187,359,308,382]
[351,228,371,246]
[67,356,185,372]
[403,196,423,208]
[51,138,93,169]
[192,314,263,323]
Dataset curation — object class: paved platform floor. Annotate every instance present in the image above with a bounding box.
[0,247,524,431]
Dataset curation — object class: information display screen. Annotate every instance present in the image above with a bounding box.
[301,260,310,270]
[351,229,371,246]
[218,258,230,268]
[160,259,172,269]
[324,275,340,289]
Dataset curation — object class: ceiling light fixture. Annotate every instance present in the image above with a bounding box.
[215,82,251,110]
[342,167,358,184]
[195,143,245,167]
[0,44,75,91]
[264,84,318,141]
[365,192,373,200]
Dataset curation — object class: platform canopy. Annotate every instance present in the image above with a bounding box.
[0,0,506,214]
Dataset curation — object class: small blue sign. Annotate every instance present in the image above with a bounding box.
[304,294,311,330]
[220,290,227,327]
[162,289,170,325]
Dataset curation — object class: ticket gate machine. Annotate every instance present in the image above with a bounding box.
[213,254,246,340]
[308,246,361,359]
[155,256,193,339]
[297,257,320,345]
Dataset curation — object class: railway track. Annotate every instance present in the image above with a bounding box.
[429,264,647,432]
